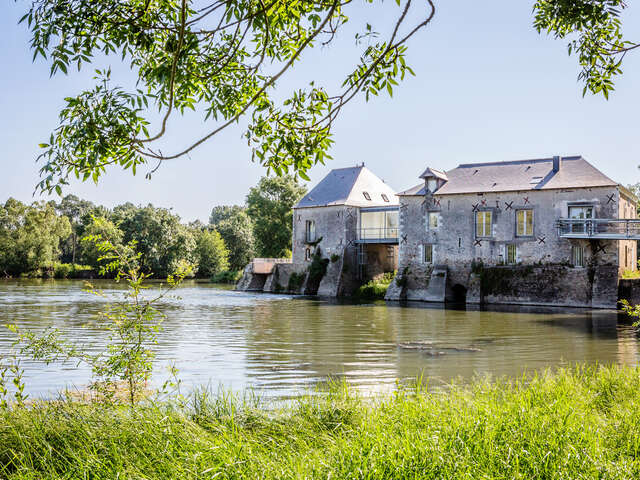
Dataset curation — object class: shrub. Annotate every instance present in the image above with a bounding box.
[356,271,396,299]
[210,270,242,284]
[330,253,340,263]
[287,272,306,292]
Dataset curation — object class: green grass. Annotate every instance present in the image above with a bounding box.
[2,365,640,479]
[356,271,395,299]
[622,269,640,279]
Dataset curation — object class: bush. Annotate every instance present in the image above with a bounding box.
[210,270,242,284]
[356,271,395,299]
[330,253,340,263]
[41,262,94,279]
[287,272,306,292]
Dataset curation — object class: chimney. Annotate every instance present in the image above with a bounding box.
[552,155,562,172]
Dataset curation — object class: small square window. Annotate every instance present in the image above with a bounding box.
[505,244,517,265]
[571,245,585,267]
[363,192,371,201]
[381,194,389,202]
[423,244,433,264]
[428,212,438,229]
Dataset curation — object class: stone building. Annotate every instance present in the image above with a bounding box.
[385,156,638,308]
[291,165,399,295]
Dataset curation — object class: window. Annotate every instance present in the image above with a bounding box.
[428,212,439,229]
[305,220,316,242]
[505,244,517,265]
[625,245,629,267]
[571,245,585,267]
[363,191,371,201]
[381,194,389,202]
[476,211,492,237]
[568,205,593,234]
[516,209,533,236]
[305,248,311,261]
[423,244,433,264]
[427,178,438,192]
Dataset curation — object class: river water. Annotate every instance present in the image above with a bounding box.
[0,280,638,400]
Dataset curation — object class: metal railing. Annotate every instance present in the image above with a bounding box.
[357,227,399,242]
[556,218,640,240]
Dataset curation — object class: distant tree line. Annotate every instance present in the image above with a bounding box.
[0,176,306,279]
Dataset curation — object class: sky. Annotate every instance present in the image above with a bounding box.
[1,1,639,222]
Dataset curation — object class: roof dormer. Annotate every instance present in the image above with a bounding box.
[419,167,448,194]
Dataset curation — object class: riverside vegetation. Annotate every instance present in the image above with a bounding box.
[0,175,306,282]
[1,366,640,478]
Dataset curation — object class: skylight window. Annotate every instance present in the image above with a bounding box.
[363,192,371,201]
[381,194,389,202]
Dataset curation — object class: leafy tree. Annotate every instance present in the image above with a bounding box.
[56,194,96,263]
[20,0,435,193]
[195,229,229,277]
[79,216,125,269]
[0,199,71,276]
[214,209,256,271]
[209,205,246,226]
[533,0,638,98]
[114,204,197,276]
[246,176,306,258]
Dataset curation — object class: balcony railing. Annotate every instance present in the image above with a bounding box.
[556,218,640,240]
[357,227,399,243]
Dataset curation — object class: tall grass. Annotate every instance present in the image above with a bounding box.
[2,365,640,479]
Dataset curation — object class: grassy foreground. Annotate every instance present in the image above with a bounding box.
[2,365,640,479]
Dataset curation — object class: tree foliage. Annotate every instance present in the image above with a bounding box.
[195,229,229,277]
[20,0,436,193]
[210,206,255,271]
[533,0,638,98]
[246,175,306,257]
[0,199,71,276]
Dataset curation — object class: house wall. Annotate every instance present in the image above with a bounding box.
[618,190,637,275]
[391,185,623,307]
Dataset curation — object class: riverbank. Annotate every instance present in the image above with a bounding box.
[2,365,640,479]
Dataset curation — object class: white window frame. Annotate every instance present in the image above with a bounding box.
[516,209,534,237]
[571,244,585,268]
[476,210,493,238]
[305,220,316,243]
[568,205,594,234]
[428,212,439,230]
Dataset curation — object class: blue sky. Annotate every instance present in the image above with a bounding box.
[1,1,639,222]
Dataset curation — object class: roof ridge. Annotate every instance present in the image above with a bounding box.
[456,155,582,169]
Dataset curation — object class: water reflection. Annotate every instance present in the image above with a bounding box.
[0,279,638,399]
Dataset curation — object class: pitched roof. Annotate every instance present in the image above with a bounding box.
[419,167,448,181]
[295,166,398,208]
[398,156,617,196]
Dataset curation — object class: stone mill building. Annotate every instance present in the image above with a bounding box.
[238,155,639,308]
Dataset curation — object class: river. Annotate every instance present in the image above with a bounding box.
[0,279,638,400]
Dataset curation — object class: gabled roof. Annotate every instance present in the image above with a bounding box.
[398,156,617,196]
[419,167,448,181]
[295,165,398,208]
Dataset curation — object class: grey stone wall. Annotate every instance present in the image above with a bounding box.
[396,185,624,307]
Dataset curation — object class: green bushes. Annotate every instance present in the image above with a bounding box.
[38,263,94,279]
[287,271,306,292]
[210,270,242,284]
[356,271,395,299]
[2,366,640,478]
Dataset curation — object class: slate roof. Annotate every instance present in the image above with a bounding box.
[398,156,618,196]
[419,167,448,181]
[295,166,398,208]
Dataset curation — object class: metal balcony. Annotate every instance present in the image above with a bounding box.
[356,227,399,244]
[556,218,640,240]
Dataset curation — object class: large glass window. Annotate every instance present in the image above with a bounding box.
[516,209,533,236]
[569,205,593,234]
[476,211,492,237]
[305,220,316,242]
[360,210,398,239]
